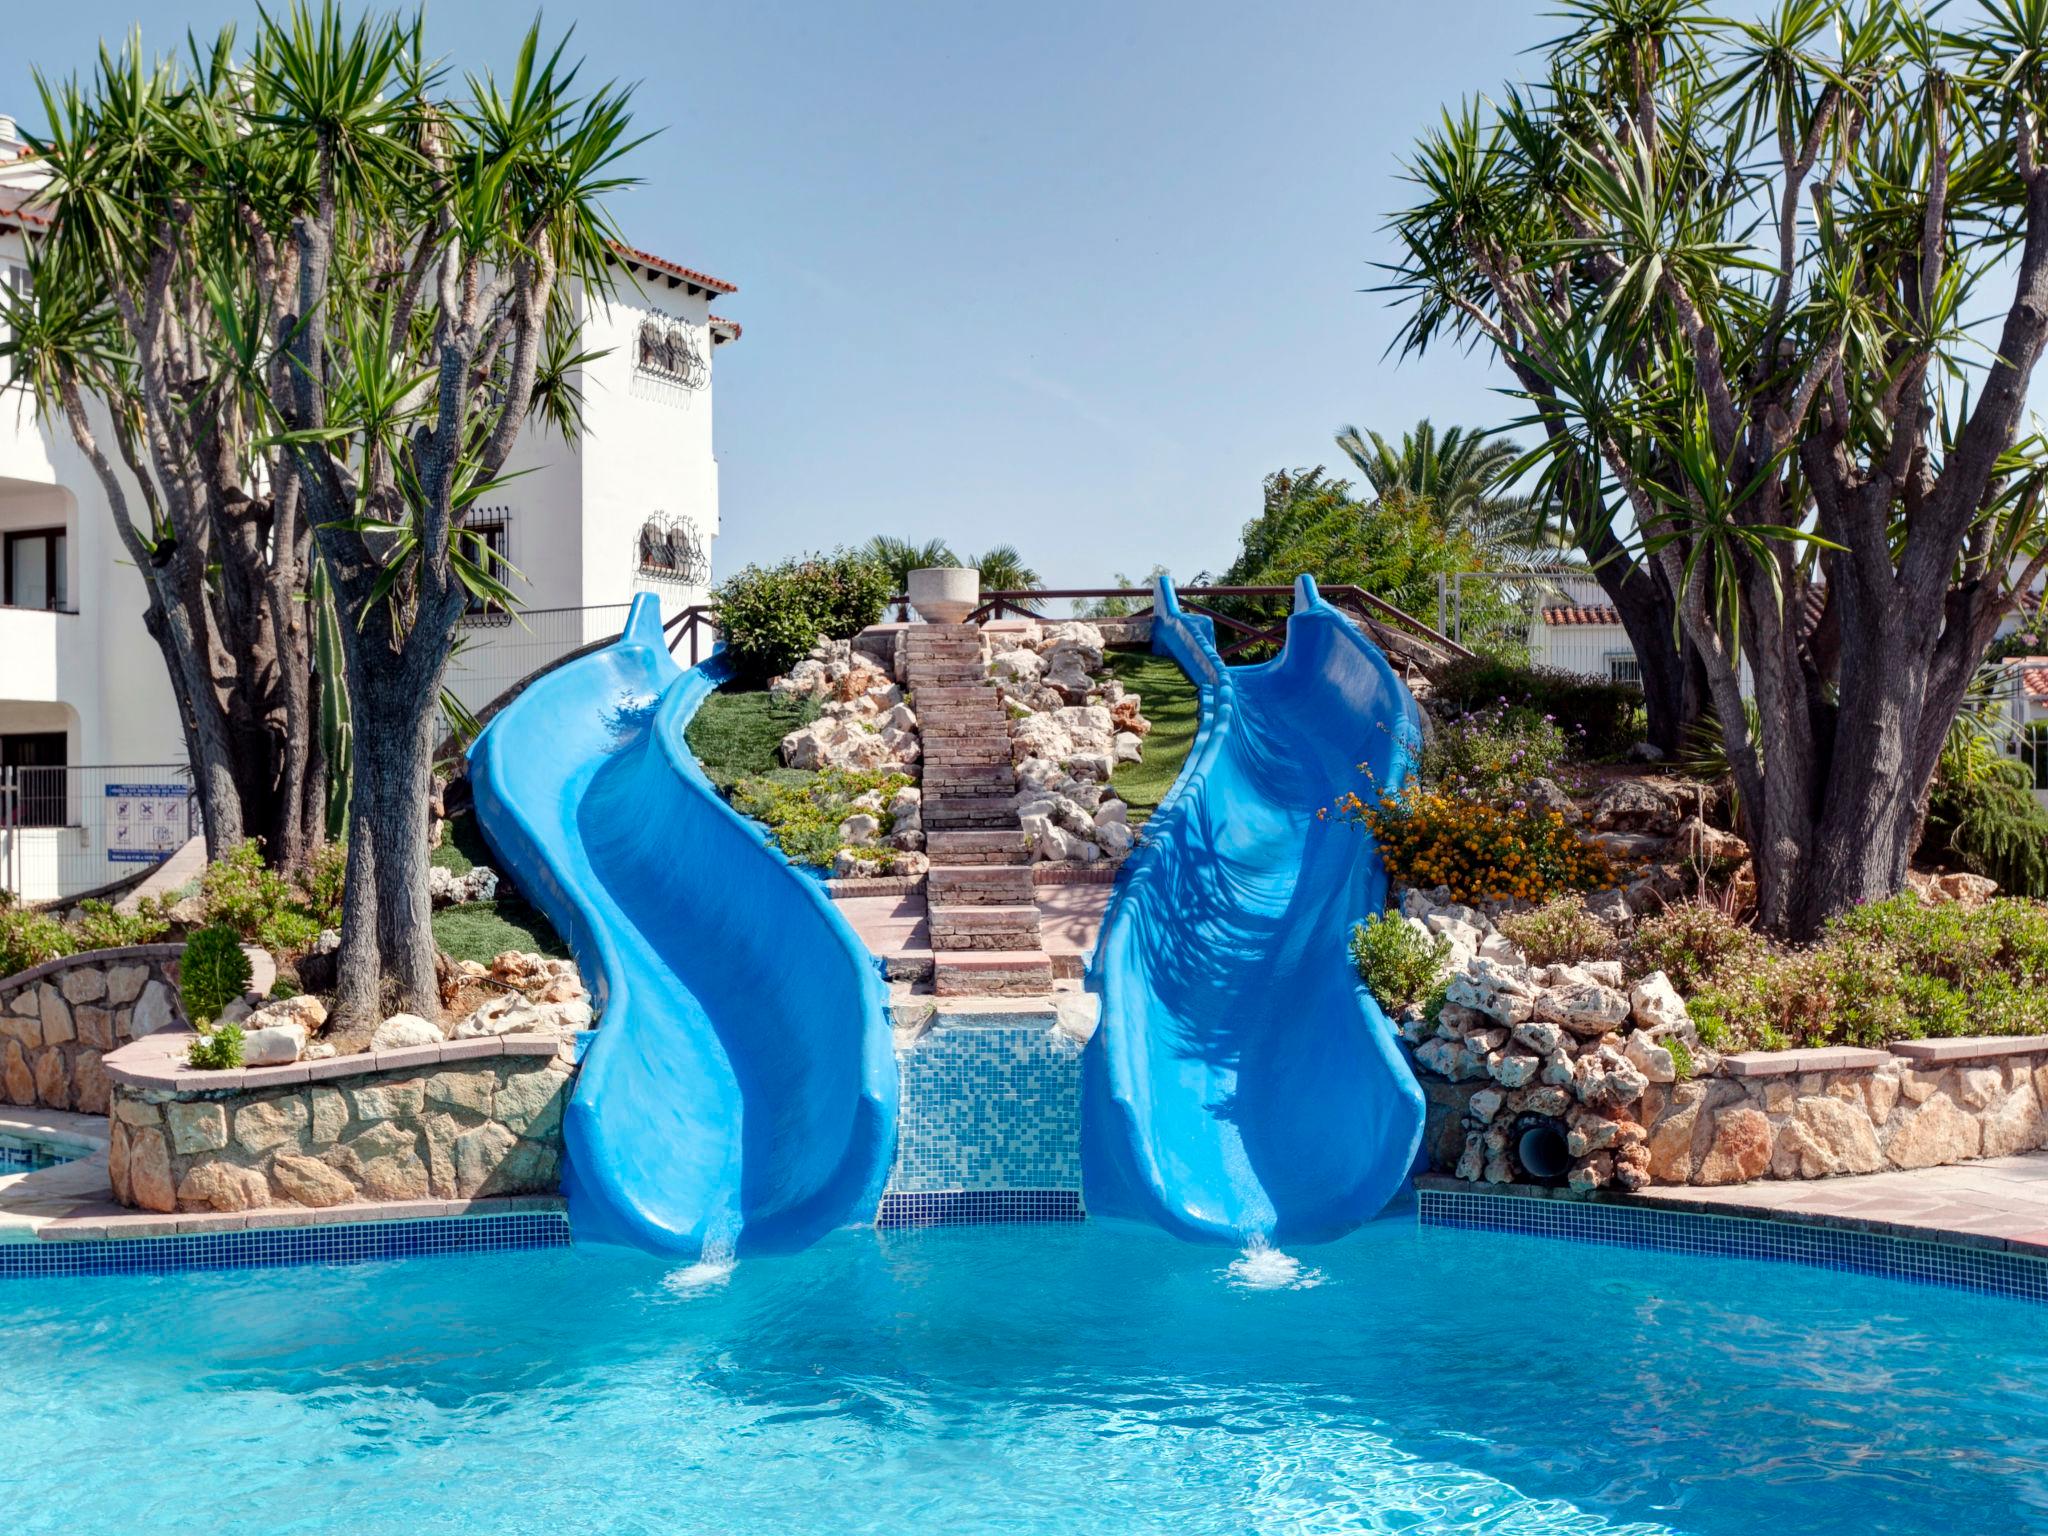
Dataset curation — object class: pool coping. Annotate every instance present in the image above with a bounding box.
[1415,1174,2048,1303]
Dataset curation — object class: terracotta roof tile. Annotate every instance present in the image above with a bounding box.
[608,242,736,294]
[708,314,741,343]
[1540,604,1621,627]
[2004,659,2048,699]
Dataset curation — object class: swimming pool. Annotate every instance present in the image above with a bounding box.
[4,1215,2043,1534]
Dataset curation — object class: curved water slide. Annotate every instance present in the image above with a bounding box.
[1081,575,1427,1245]
[467,595,896,1257]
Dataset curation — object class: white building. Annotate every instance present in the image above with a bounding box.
[0,118,738,900]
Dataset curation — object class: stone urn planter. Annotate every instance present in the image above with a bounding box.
[908,567,980,626]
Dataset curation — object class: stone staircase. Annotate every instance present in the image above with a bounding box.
[904,624,1053,997]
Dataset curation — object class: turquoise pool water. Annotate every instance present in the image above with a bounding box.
[4,1216,2045,1534]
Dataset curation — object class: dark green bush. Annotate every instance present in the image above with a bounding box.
[1921,748,2048,898]
[712,550,893,686]
[180,925,252,1026]
[1431,657,1642,758]
[70,899,168,951]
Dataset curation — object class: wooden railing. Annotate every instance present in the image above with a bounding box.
[949,585,1474,664]
[661,605,721,667]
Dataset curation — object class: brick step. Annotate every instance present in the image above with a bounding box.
[934,950,1056,998]
[929,904,1045,951]
[918,713,1009,732]
[923,802,1021,830]
[920,741,1012,765]
[907,668,986,686]
[928,864,1037,905]
[921,762,1014,786]
[913,684,999,703]
[926,830,1033,865]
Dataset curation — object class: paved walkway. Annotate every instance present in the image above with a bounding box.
[1627,1152,2048,1253]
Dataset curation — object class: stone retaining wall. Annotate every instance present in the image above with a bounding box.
[1423,1036,2048,1188]
[103,1030,572,1214]
[0,946,183,1116]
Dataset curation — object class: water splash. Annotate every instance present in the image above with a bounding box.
[1225,1236,1324,1291]
[662,1227,738,1298]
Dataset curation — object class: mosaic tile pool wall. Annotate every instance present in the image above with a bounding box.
[877,1014,1086,1228]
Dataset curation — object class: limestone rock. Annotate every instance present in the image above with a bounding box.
[369,1013,443,1051]
[1468,1088,1503,1123]
[1590,779,1680,834]
[1983,1079,2048,1159]
[1443,957,1535,1027]
[177,1161,271,1213]
[1623,1031,1676,1085]
[1533,979,1631,1037]
[272,1153,358,1208]
[234,1097,309,1154]
[1697,1106,1774,1184]
[1887,1092,1983,1169]
[1574,1045,1649,1110]
[240,1022,307,1065]
[1773,1095,1883,1178]
[167,1101,229,1155]
[126,1128,176,1212]
[59,966,106,1005]
[1629,971,1692,1038]
[837,812,881,846]
[131,981,176,1037]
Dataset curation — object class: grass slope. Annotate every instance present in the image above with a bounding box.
[1106,651,1200,824]
[430,805,568,963]
[686,685,819,792]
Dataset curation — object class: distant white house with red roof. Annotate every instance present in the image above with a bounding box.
[0,115,740,898]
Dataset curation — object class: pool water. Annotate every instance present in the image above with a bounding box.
[0,1141,71,1173]
[5,1215,2046,1534]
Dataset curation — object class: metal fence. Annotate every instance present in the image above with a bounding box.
[442,603,634,720]
[2,764,198,906]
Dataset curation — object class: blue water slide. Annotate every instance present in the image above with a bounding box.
[1081,574,1427,1245]
[466,595,897,1257]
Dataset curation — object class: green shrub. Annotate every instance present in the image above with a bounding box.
[711,550,893,686]
[1921,741,2048,898]
[1627,901,1760,994]
[1498,896,1618,967]
[186,1022,245,1071]
[180,925,252,1026]
[69,899,169,951]
[303,841,349,930]
[1349,912,1452,1013]
[1665,1036,1694,1079]
[730,768,912,867]
[1422,698,1576,796]
[0,896,74,980]
[197,839,324,953]
[1431,656,1642,758]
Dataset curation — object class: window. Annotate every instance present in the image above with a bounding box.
[461,512,513,622]
[634,316,706,389]
[636,513,708,585]
[1,731,67,828]
[2025,722,2048,791]
[1604,651,1642,686]
[3,528,67,611]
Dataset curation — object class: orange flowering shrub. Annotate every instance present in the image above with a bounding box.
[1328,786,1616,906]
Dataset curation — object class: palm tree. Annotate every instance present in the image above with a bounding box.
[964,545,1043,618]
[1335,419,1564,567]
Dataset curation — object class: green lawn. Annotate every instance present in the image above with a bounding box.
[1106,651,1201,824]
[430,802,568,963]
[686,685,819,792]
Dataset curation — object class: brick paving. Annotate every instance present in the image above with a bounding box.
[1627,1151,2048,1253]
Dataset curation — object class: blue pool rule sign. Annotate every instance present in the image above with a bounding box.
[105,783,195,863]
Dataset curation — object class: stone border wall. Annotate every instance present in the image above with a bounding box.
[0,946,184,1116]
[103,1029,571,1214]
[1423,1036,2048,1188]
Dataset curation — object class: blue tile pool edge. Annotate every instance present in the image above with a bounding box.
[1417,1186,2048,1305]
[876,1189,1086,1229]
[0,1210,572,1281]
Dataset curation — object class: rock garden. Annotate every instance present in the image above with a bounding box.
[1346,656,2048,1194]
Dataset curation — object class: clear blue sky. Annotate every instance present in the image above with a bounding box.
[1,1,1563,588]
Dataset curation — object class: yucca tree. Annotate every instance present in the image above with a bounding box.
[1382,0,2048,936]
[5,5,639,1025]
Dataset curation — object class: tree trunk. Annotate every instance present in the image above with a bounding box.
[1587,535,1704,754]
[331,628,449,1031]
